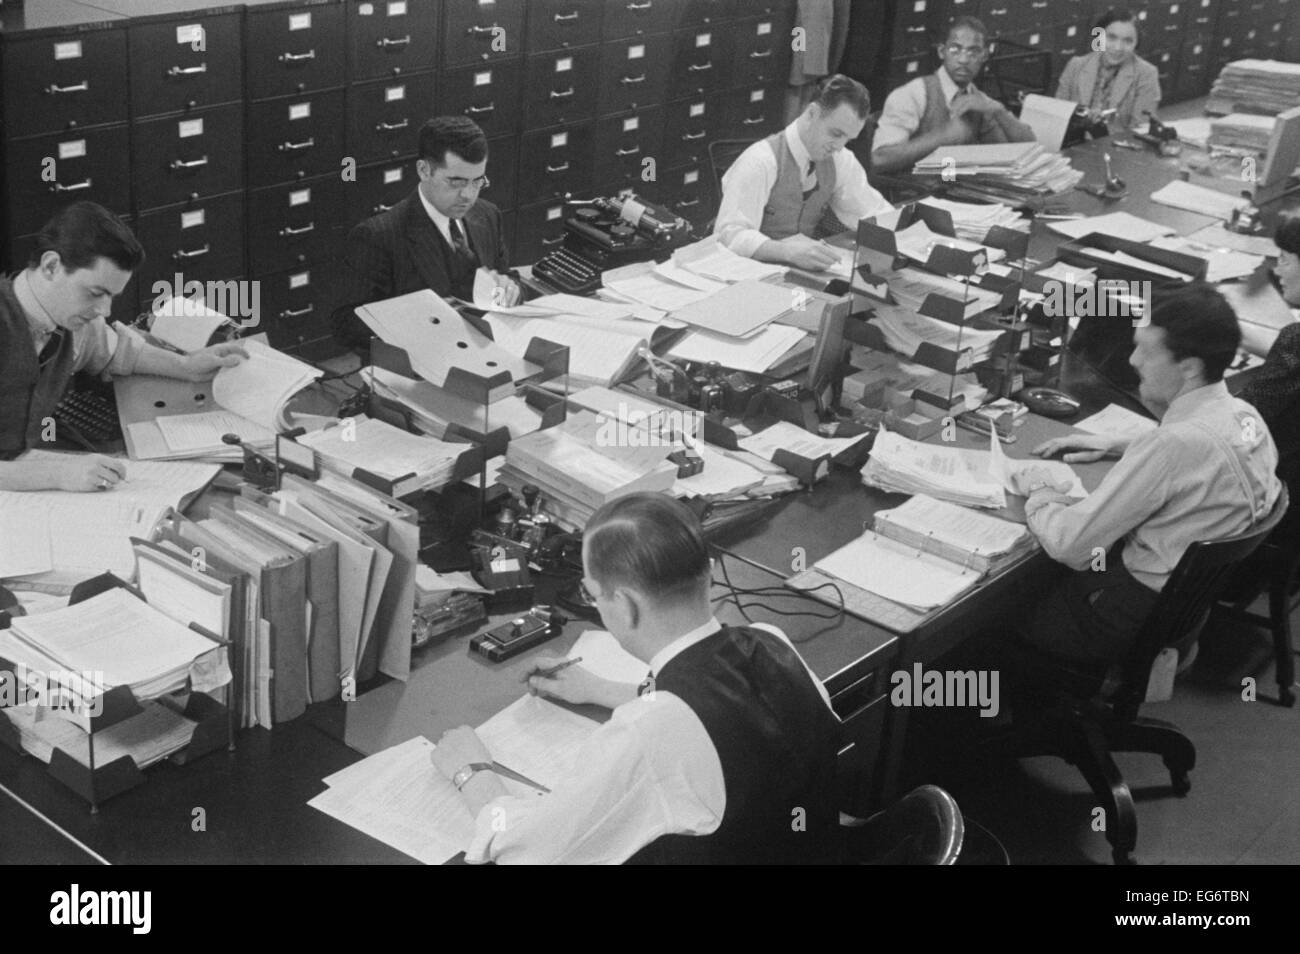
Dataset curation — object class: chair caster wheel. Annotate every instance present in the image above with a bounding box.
[1280,687,1296,708]
[1171,772,1191,796]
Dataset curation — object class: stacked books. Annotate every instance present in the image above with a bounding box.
[1208,60,1300,116]
[913,142,1084,197]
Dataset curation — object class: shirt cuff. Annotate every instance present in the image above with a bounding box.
[718,227,770,261]
[465,795,528,864]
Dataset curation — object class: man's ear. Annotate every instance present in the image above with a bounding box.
[416,158,432,181]
[38,251,63,280]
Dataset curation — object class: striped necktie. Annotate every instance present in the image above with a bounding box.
[449,217,474,262]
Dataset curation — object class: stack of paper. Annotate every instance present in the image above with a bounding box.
[602,261,721,312]
[366,366,543,441]
[1208,60,1300,116]
[668,323,808,374]
[1045,212,1175,243]
[1208,112,1277,152]
[883,267,1006,321]
[149,296,235,352]
[874,494,1036,573]
[671,236,787,282]
[915,198,1029,243]
[1150,235,1262,283]
[297,416,466,494]
[1149,180,1251,222]
[484,311,653,388]
[913,142,1083,196]
[869,301,1005,369]
[893,220,1007,267]
[813,531,982,611]
[0,701,198,769]
[738,420,872,463]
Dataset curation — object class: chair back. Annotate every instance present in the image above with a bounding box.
[706,138,759,203]
[980,38,1055,105]
[1113,484,1290,718]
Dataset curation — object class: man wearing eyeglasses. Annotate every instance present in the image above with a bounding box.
[332,116,519,350]
[871,16,1036,176]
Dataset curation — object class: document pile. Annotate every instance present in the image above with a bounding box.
[485,309,655,388]
[1,700,198,770]
[914,198,1029,244]
[670,236,787,283]
[602,260,725,312]
[872,493,1037,574]
[297,416,466,496]
[913,142,1083,196]
[1208,60,1300,116]
[1149,180,1252,223]
[883,267,1006,321]
[1208,112,1277,152]
[868,300,1004,370]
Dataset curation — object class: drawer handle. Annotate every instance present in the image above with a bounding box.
[170,155,209,171]
[376,118,410,131]
[49,179,92,193]
[467,24,499,35]
[278,137,316,152]
[627,1,653,10]
[372,202,395,213]
[553,11,580,21]
[620,73,647,85]
[45,81,90,95]
[687,62,713,72]
[279,49,317,63]
[280,305,315,319]
[376,34,411,48]
[749,49,772,59]
[677,197,700,207]
[279,221,316,237]
[742,116,764,125]
[167,62,208,77]
[465,103,495,116]
[550,87,575,99]
[541,235,566,246]
[173,244,210,261]
[545,161,571,173]
[615,145,641,157]
[682,130,706,140]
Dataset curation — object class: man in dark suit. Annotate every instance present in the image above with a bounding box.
[332,116,520,350]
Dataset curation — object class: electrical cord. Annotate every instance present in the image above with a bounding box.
[709,546,846,640]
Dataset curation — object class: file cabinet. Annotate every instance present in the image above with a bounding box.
[525,0,602,51]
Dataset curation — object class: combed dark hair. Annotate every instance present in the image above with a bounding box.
[418,115,488,166]
[1275,214,1300,256]
[814,74,871,119]
[945,15,989,44]
[1095,7,1139,36]
[30,201,144,273]
[585,493,710,603]
[1147,282,1242,383]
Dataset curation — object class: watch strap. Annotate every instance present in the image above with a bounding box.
[453,761,494,790]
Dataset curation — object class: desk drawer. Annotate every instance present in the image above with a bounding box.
[597,34,672,114]
[526,0,604,52]
[348,0,441,81]
[345,158,415,224]
[248,176,344,275]
[346,74,438,164]
[602,0,675,40]
[732,14,794,87]
[5,127,131,236]
[245,3,346,100]
[513,197,570,266]
[836,693,888,817]
[713,84,782,139]
[127,13,243,118]
[521,46,600,131]
[669,25,731,99]
[260,263,334,351]
[132,104,244,211]
[593,106,663,189]
[441,60,522,139]
[663,95,712,167]
[517,122,593,204]
[246,89,346,190]
[441,0,525,69]
[2,29,128,138]
[134,193,246,299]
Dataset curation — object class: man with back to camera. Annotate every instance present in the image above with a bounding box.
[0,201,247,493]
[332,115,520,350]
[870,16,1036,176]
[1010,283,1282,666]
[713,73,892,272]
[430,492,844,864]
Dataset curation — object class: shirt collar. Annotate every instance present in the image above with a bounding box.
[937,67,975,106]
[416,186,454,242]
[1161,380,1232,426]
[785,121,814,173]
[648,616,724,677]
[12,272,59,345]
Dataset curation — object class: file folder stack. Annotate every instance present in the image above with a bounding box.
[913,142,1083,197]
[1208,113,1277,153]
[1208,60,1300,116]
[297,416,467,497]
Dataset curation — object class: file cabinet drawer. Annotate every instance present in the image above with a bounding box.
[669,26,731,99]
[517,123,593,204]
[262,264,333,352]
[441,0,525,68]
[675,0,733,27]
[714,85,781,139]
[132,105,245,211]
[593,107,663,188]
[513,197,569,266]
[658,162,712,231]
[526,0,603,51]
[1022,0,1054,31]
[248,176,344,275]
[835,690,888,817]
[521,46,600,131]
[1177,42,1211,99]
[486,133,518,212]
[978,2,1015,39]
[663,95,712,167]
[127,13,243,118]
[1053,22,1083,60]
[602,0,675,40]
[348,0,441,81]
[597,33,671,114]
[5,127,131,236]
[246,2,347,100]
[347,74,438,164]
[2,28,128,138]
[891,0,935,56]
[731,14,793,87]
[346,158,416,224]
[441,60,522,138]
[134,193,246,299]
[246,89,346,189]
[887,52,927,91]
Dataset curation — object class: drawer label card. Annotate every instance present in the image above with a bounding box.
[58,140,86,160]
[750,89,764,102]
[53,41,83,61]
[914,0,926,10]
[906,60,919,73]
[684,169,699,185]
[551,131,568,148]
[290,271,311,289]
[384,167,404,184]
[388,1,407,15]
[176,24,203,46]
[386,85,406,101]
[757,22,772,35]
[474,70,492,86]
[556,57,573,73]
[1067,25,1077,37]
[689,102,705,117]
[359,3,374,14]
[623,117,639,132]
[289,13,312,31]
[181,209,206,229]
[290,102,311,121]
[289,188,311,206]
[1029,33,1039,45]
[628,44,645,60]
[178,118,204,138]
[547,206,563,221]
[695,33,711,48]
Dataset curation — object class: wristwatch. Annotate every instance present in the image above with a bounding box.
[452,762,494,791]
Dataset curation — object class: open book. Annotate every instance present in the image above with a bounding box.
[871,494,1036,575]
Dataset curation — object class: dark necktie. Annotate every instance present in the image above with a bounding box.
[449,218,474,263]
[803,160,817,200]
[37,328,65,368]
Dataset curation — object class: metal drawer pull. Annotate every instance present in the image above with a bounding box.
[376,118,410,131]
[742,116,764,125]
[278,222,316,237]
[280,305,314,319]
[167,63,208,77]
[545,161,571,173]
[170,155,209,170]
[749,49,772,58]
[279,49,317,63]
[377,35,411,48]
[554,11,580,21]
[677,197,700,207]
[620,73,647,85]
[549,87,575,99]
[278,137,316,152]
[173,244,210,261]
[541,235,565,246]
[615,145,640,157]
[49,179,92,193]
[45,81,90,95]
[682,130,706,140]
[627,1,653,9]
[687,62,712,72]
[467,25,498,35]
[465,103,495,116]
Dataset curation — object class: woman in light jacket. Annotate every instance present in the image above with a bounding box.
[1056,8,1161,131]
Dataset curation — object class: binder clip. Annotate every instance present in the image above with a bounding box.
[222,430,315,492]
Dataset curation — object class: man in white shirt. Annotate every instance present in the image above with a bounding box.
[713,73,891,272]
[431,493,844,864]
[870,16,1036,176]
